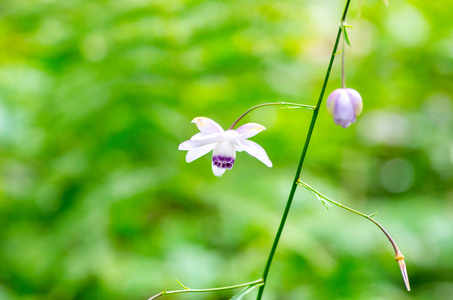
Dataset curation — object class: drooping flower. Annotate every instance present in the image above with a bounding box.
[326,88,363,128]
[179,117,272,177]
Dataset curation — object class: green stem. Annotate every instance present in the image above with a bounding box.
[229,102,314,130]
[296,180,400,254]
[148,279,264,300]
[256,1,352,299]
[341,25,346,89]
[297,180,411,291]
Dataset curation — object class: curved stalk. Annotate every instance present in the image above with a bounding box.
[229,102,314,130]
[296,180,410,291]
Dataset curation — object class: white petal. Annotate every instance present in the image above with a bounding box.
[237,139,272,167]
[212,165,227,177]
[179,134,222,150]
[190,132,220,141]
[336,91,355,119]
[235,123,266,138]
[192,117,224,134]
[211,141,236,177]
[213,141,236,160]
[345,88,363,116]
[185,143,217,163]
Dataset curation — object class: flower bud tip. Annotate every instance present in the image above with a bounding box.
[395,252,410,291]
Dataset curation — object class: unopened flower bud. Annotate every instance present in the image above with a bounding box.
[395,251,411,291]
[326,88,363,128]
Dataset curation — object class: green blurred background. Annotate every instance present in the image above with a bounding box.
[1,0,452,299]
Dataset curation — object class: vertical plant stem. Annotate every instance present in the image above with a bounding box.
[255,1,352,299]
[341,28,346,89]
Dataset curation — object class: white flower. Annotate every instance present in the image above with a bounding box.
[179,117,272,177]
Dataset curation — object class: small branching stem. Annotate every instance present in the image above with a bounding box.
[147,279,264,300]
[297,180,400,252]
[229,102,314,130]
[297,180,411,291]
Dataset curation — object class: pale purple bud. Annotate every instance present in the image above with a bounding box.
[326,88,363,128]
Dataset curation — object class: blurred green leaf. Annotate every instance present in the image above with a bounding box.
[0,0,452,299]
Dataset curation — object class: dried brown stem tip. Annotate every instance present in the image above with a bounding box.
[395,252,411,291]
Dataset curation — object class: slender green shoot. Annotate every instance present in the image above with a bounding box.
[148,279,264,300]
[296,179,411,291]
[229,102,315,130]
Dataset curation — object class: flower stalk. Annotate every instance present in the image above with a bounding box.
[327,23,363,128]
[229,102,315,130]
[297,180,410,291]
[341,24,346,89]
[256,1,352,298]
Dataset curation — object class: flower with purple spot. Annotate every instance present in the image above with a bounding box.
[326,88,363,128]
[179,117,272,177]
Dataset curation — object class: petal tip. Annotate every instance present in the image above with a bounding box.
[396,252,411,291]
[191,117,207,124]
[212,165,227,177]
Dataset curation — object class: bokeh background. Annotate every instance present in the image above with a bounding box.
[1,0,452,299]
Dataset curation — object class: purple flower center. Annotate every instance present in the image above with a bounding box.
[213,155,235,170]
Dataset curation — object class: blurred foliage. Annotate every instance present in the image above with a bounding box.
[1,0,453,299]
